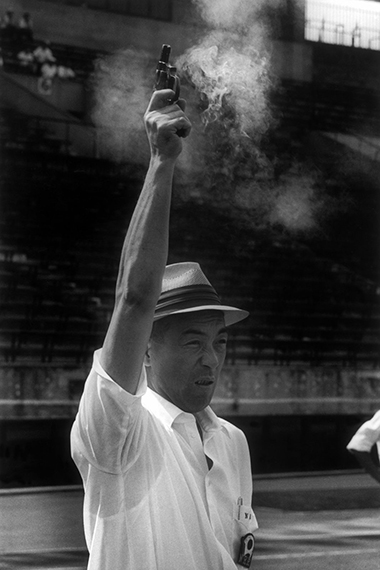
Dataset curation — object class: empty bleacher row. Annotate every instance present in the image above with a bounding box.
[1,123,380,368]
[273,78,380,136]
[168,221,380,367]
[0,145,140,364]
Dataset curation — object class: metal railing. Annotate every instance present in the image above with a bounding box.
[305,0,380,50]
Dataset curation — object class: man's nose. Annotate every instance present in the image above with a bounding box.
[201,346,220,369]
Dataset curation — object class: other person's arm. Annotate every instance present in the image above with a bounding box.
[347,411,380,485]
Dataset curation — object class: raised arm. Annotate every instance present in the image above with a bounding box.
[100,89,191,393]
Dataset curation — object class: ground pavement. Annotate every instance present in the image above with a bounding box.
[1,471,379,570]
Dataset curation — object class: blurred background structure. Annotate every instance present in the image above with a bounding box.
[0,0,379,487]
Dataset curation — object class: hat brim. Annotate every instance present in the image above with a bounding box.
[153,305,249,326]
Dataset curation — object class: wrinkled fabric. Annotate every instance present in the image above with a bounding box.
[347,410,380,456]
[71,349,257,570]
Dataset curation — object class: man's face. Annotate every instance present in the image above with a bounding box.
[146,311,228,413]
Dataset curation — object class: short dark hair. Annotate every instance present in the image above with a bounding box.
[150,317,172,343]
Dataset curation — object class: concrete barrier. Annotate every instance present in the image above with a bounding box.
[0,485,86,554]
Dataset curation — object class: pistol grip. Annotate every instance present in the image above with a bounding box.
[155,69,168,91]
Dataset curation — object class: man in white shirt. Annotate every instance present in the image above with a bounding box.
[71,86,258,570]
[347,410,380,484]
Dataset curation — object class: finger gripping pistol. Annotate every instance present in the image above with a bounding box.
[155,44,180,103]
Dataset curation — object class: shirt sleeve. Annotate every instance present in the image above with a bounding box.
[71,349,148,474]
[346,410,380,452]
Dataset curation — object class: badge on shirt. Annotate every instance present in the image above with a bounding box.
[236,497,254,524]
[238,533,255,568]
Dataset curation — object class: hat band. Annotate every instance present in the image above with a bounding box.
[155,284,221,317]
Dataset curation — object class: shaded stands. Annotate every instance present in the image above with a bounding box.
[168,204,380,370]
[0,146,142,366]
[1,109,72,154]
[273,42,380,137]
[272,78,380,136]
[1,146,380,370]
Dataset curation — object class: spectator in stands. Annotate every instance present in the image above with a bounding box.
[17,45,36,72]
[57,64,75,79]
[41,60,57,79]
[347,410,380,484]
[0,7,13,26]
[0,8,16,43]
[18,12,33,44]
[71,88,258,570]
[33,40,56,74]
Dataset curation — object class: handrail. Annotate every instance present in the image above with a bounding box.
[305,0,380,51]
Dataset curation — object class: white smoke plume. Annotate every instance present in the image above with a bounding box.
[217,163,345,237]
[91,0,277,166]
[90,0,345,235]
[192,0,283,31]
[176,30,273,140]
[176,0,277,142]
[91,48,152,164]
[175,0,347,235]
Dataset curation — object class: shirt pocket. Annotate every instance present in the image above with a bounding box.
[232,502,258,566]
[234,502,258,533]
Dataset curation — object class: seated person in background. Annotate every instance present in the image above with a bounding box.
[33,40,56,73]
[18,12,33,44]
[347,410,380,484]
[17,45,36,72]
[57,64,75,79]
[71,87,258,570]
[41,61,57,79]
[0,8,16,42]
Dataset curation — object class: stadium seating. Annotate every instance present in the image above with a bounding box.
[1,140,379,367]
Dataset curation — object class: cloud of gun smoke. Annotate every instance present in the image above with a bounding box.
[171,0,277,205]
[176,0,344,235]
[230,164,349,238]
[177,31,272,141]
[91,49,152,164]
[90,0,345,236]
[193,0,284,32]
[176,1,275,141]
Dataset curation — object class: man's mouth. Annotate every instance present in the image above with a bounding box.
[195,378,214,386]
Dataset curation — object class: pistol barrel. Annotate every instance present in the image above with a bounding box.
[159,44,171,64]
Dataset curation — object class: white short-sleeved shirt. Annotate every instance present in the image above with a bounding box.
[71,350,258,570]
[346,410,380,456]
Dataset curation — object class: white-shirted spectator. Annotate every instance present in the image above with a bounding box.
[57,64,75,79]
[33,40,56,65]
[17,46,36,71]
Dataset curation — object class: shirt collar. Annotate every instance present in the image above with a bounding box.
[143,388,188,428]
[142,388,229,438]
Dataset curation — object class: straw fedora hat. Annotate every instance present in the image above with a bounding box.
[154,262,249,326]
